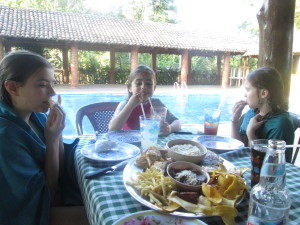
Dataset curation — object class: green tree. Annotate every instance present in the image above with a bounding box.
[0,0,86,12]
[127,0,177,23]
[295,0,300,29]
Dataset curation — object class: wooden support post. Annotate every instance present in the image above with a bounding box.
[180,50,189,85]
[152,52,157,74]
[0,39,3,61]
[62,46,69,84]
[242,57,248,86]
[110,49,116,84]
[217,55,222,85]
[222,52,231,88]
[70,44,79,88]
[188,54,192,84]
[4,44,11,53]
[130,47,139,71]
[257,0,295,99]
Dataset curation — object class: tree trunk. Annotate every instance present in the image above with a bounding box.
[257,0,295,99]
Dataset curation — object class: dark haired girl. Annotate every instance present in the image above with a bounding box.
[231,67,294,162]
[0,50,88,224]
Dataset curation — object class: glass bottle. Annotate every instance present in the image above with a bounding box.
[247,139,291,225]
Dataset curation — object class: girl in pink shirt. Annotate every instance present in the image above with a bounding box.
[109,65,181,136]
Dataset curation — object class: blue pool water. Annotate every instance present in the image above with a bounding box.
[59,92,240,137]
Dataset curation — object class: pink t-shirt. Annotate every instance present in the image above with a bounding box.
[122,103,151,130]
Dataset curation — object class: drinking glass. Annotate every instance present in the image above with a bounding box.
[139,114,161,150]
[151,106,167,122]
[250,139,268,187]
[204,109,221,135]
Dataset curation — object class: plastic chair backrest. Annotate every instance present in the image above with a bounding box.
[76,102,119,135]
[289,112,300,165]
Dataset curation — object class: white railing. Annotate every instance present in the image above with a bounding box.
[173,81,188,90]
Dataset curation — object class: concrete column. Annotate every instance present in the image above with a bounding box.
[70,44,79,88]
[62,46,69,84]
[152,52,157,74]
[130,46,139,71]
[180,50,190,85]
[0,39,3,61]
[110,49,116,84]
[222,52,231,88]
[216,55,222,85]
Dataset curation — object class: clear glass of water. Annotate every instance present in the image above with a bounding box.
[139,114,161,150]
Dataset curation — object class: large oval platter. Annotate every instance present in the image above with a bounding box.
[123,154,245,218]
[113,210,208,225]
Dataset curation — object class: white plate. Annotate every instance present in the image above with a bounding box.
[106,130,141,144]
[113,210,207,225]
[193,135,244,153]
[123,155,240,218]
[80,141,141,162]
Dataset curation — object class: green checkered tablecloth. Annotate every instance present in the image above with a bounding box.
[74,134,300,225]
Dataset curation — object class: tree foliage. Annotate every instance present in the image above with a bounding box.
[127,0,177,23]
[296,0,300,29]
[0,0,86,12]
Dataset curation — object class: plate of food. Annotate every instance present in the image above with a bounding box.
[80,140,141,162]
[105,130,141,145]
[123,146,248,223]
[193,135,244,153]
[113,210,207,225]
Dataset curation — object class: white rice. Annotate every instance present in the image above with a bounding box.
[170,144,203,156]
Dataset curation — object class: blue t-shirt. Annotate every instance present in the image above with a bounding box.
[240,108,294,162]
[0,100,81,224]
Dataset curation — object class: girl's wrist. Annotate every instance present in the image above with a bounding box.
[231,119,239,123]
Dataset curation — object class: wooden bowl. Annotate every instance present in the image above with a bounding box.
[166,139,207,164]
[166,161,210,191]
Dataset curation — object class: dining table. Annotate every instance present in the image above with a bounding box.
[74,133,300,225]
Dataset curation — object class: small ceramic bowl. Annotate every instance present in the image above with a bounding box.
[167,161,210,191]
[166,139,207,164]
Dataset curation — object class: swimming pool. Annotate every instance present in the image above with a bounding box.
[60,91,241,137]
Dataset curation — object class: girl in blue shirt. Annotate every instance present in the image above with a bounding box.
[231,67,294,163]
[0,51,88,225]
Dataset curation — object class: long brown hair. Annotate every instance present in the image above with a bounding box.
[246,67,288,113]
[0,50,52,107]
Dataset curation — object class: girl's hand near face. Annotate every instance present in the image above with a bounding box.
[128,90,150,106]
[231,100,247,123]
[160,121,172,136]
[44,95,65,198]
[246,114,266,141]
[45,95,65,142]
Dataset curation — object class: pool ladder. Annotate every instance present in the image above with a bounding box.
[173,82,188,90]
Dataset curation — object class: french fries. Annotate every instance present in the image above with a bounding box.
[126,167,180,211]
[127,162,248,225]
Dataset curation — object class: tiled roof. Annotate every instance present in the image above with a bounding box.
[0,5,248,53]
[243,31,300,56]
